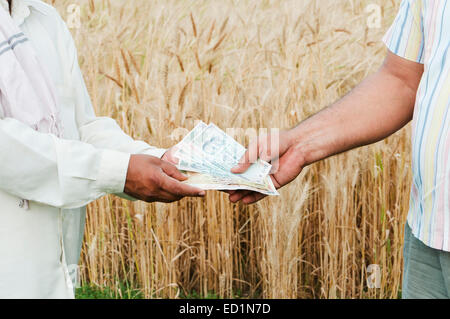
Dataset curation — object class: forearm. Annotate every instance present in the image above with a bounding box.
[78,116,167,158]
[230,54,424,204]
[0,118,129,209]
[290,61,420,166]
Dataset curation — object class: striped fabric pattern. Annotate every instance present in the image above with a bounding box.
[383,0,450,251]
[0,32,28,56]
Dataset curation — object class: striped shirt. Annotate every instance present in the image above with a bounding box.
[383,0,450,251]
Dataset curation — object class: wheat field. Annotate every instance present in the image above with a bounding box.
[49,0,409,299]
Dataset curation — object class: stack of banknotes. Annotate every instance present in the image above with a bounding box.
[174,122,279,196]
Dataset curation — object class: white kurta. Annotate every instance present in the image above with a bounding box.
[0,0,166,298]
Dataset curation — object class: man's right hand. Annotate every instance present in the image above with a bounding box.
[124,154,205,203]
[229,130,306,204]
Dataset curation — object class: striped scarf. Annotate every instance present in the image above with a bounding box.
[0,4,62,137]
[0,4,62,208]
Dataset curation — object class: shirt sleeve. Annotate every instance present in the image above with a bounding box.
[59,16,167,159]
[0,117,130,209]
[382,0,425,64]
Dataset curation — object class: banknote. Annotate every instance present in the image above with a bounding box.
[182,172,279,196]
[178,121,208,147]
[173,122,278,196]
[189,124,272,183]
[175,123,235,174]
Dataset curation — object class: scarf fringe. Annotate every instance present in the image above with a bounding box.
[34,114,64,137]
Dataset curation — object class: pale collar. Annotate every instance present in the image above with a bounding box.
[0,0,31,26]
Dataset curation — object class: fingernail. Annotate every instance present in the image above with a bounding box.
[199,191,206,196]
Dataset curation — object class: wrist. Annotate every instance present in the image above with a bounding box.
[285,128,299,149]
[286,127,312,167]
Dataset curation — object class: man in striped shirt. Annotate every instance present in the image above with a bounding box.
[231,0,450,298]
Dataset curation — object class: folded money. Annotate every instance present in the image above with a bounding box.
[174,122,279,196]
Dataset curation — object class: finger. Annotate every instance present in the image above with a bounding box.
[231,151,252,174]
[242,193,266,204]
[162,147,180,165]
[164,153,180,165]
[231,141,260,174]
[160,175,206,197]
[270,159,280,174]
[143,190,181,203]
[161,161,187,181]
[157,190,183,203]
[258,143,273,163]
[229,190,252,203]
[258,151,273,163]
[260,132,282,163]
[271,148,304,188]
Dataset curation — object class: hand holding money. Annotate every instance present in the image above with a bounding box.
[230,130,306,204]
[169,122,279,196]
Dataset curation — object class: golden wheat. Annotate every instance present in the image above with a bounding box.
[49,0,408,299]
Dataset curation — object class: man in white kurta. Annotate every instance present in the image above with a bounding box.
[0,0,201,298]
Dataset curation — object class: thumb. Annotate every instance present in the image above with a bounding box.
[272,147,304,187]
[231,161,252,174]
[231,141,259,173]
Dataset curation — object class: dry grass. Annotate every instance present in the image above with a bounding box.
[51,0,409,298]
